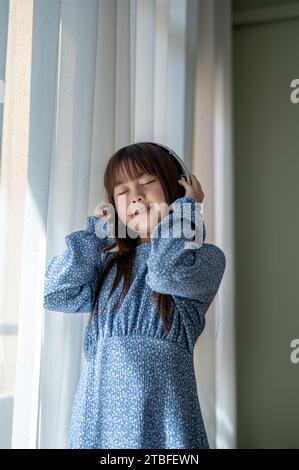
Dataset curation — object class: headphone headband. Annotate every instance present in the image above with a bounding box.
[137,141,191,185]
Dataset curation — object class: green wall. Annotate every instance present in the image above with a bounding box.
[233,0,299,12]
[233,0,299,448]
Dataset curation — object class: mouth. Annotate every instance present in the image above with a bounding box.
[130,204,151,218]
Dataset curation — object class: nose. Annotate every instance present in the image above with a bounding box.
[132,196,143,204]
[131,185,145,204]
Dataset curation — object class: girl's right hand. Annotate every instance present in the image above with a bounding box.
[93,202,115,234]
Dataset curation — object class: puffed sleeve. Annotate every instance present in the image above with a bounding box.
[43,216,115,313]
[145,196,226,304]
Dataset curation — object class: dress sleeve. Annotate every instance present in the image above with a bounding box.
[43,216,115,313]
[145,196,226,304]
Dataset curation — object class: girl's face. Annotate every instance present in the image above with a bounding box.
[113,168,168,242]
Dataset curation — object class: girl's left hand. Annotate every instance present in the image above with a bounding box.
[178,174,204,203]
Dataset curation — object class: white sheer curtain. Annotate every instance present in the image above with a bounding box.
[0,0,235,449]
[192,0,235,449]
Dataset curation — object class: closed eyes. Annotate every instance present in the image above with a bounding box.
[118,179,156,195]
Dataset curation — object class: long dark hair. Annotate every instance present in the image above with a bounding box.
[88,142,186,334]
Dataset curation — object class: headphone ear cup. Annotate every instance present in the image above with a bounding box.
[179,174,188,182]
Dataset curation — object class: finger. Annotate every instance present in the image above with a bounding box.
[191,175,202,188]
[192,174,201,182]
[94,203,107,216]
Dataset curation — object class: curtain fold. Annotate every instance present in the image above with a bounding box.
[39,0,100,449]
[192,0,235,449]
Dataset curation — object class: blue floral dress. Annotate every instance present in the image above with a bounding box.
[43,196,226,449]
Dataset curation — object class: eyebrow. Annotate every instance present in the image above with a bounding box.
[114,171,147,187]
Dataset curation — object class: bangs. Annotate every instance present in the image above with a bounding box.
[110,153,156,190]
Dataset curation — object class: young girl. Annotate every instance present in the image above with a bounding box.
[43,142,226,449]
